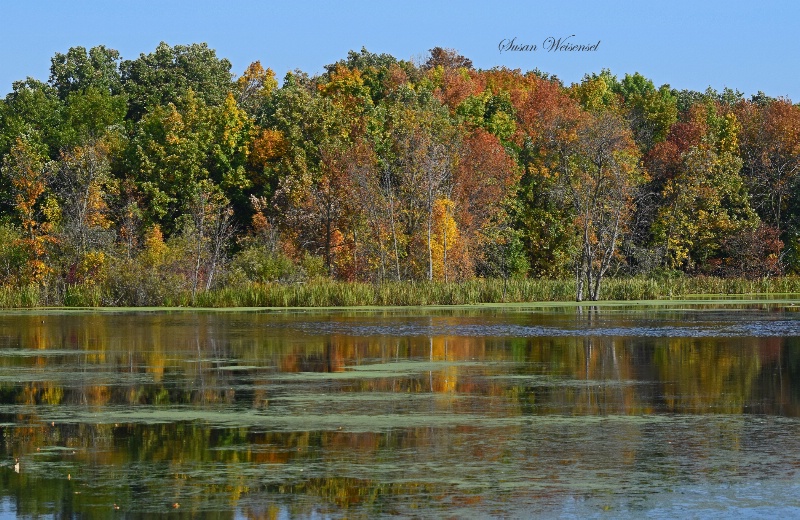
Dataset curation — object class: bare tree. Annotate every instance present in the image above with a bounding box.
[423,47,473,71]
[185,181,235,300]
[390,119,456,280]
[54,140,115,262]
[556,113,642,301]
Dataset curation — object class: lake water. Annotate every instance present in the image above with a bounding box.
[1,303,800,518]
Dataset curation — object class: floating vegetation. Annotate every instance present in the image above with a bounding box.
[1,306,800,517]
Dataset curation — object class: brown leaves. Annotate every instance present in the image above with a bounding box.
[454,128,519,236]
[513,77,583,147]
[433,68,485,112]
[721,224,784,278]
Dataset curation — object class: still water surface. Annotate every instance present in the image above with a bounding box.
[1,304,800,518]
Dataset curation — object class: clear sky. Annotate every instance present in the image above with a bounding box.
[1,0,798,100]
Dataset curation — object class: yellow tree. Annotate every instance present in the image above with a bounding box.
[235,61,277,116]
[430,197,460,281]
[1,135,55,282]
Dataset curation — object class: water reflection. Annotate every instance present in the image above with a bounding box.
[0,306,799,517]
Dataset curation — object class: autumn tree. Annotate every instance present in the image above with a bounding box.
[4,43,800,298]
[234,61,278,117]
[513,75,584,277]
[737,99,800,236]
[453,128,520,278]
[246,127,288,197]
[720,224,783,278]
[556,112,643,301]
[264,73,347,269]
[52,140,116,280]
[652,102,758,271]
[306,143,352,276]
[423,47,473,71]
[1,135,55,282]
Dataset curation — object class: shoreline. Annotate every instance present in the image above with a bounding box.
[1,291,799,312]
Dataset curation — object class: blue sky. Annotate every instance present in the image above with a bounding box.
[2,0,798,100]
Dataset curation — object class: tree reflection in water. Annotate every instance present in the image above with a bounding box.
[1,306,800,516]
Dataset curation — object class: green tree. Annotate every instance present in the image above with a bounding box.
[121,42,233,120]
[126,90,250,232]
[615,73,678,152]
[456,90,517,143]
[0,223,29,286]
[49,45,123,99]
[570,70,620,113]
[0,79,63,159]
[59,87,127,147]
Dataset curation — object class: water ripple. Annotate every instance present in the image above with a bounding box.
[286,319,800,338]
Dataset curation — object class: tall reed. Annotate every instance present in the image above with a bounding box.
[3,276,800,308]
[191,276,800,308]
[0,285,41,308]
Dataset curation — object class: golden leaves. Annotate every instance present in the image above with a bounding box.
[248,128,287,169]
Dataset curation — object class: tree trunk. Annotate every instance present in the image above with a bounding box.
[386,171,401,281]
[427,210,433,281]
[590,274,602,301]
[204,205,233,291]
[325,209,331,276]
[442,213,448,283]
[352,229,358,281]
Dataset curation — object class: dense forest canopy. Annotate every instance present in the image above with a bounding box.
[0,42,798,303]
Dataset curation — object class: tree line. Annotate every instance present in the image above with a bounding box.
[0,43,798,303]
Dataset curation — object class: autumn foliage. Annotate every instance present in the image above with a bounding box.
[0,43,798,304]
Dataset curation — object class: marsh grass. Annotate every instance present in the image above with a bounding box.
[189,276,800,307]
[0,284,40,308]
[62,284,103,307]
[2,276,800,308]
